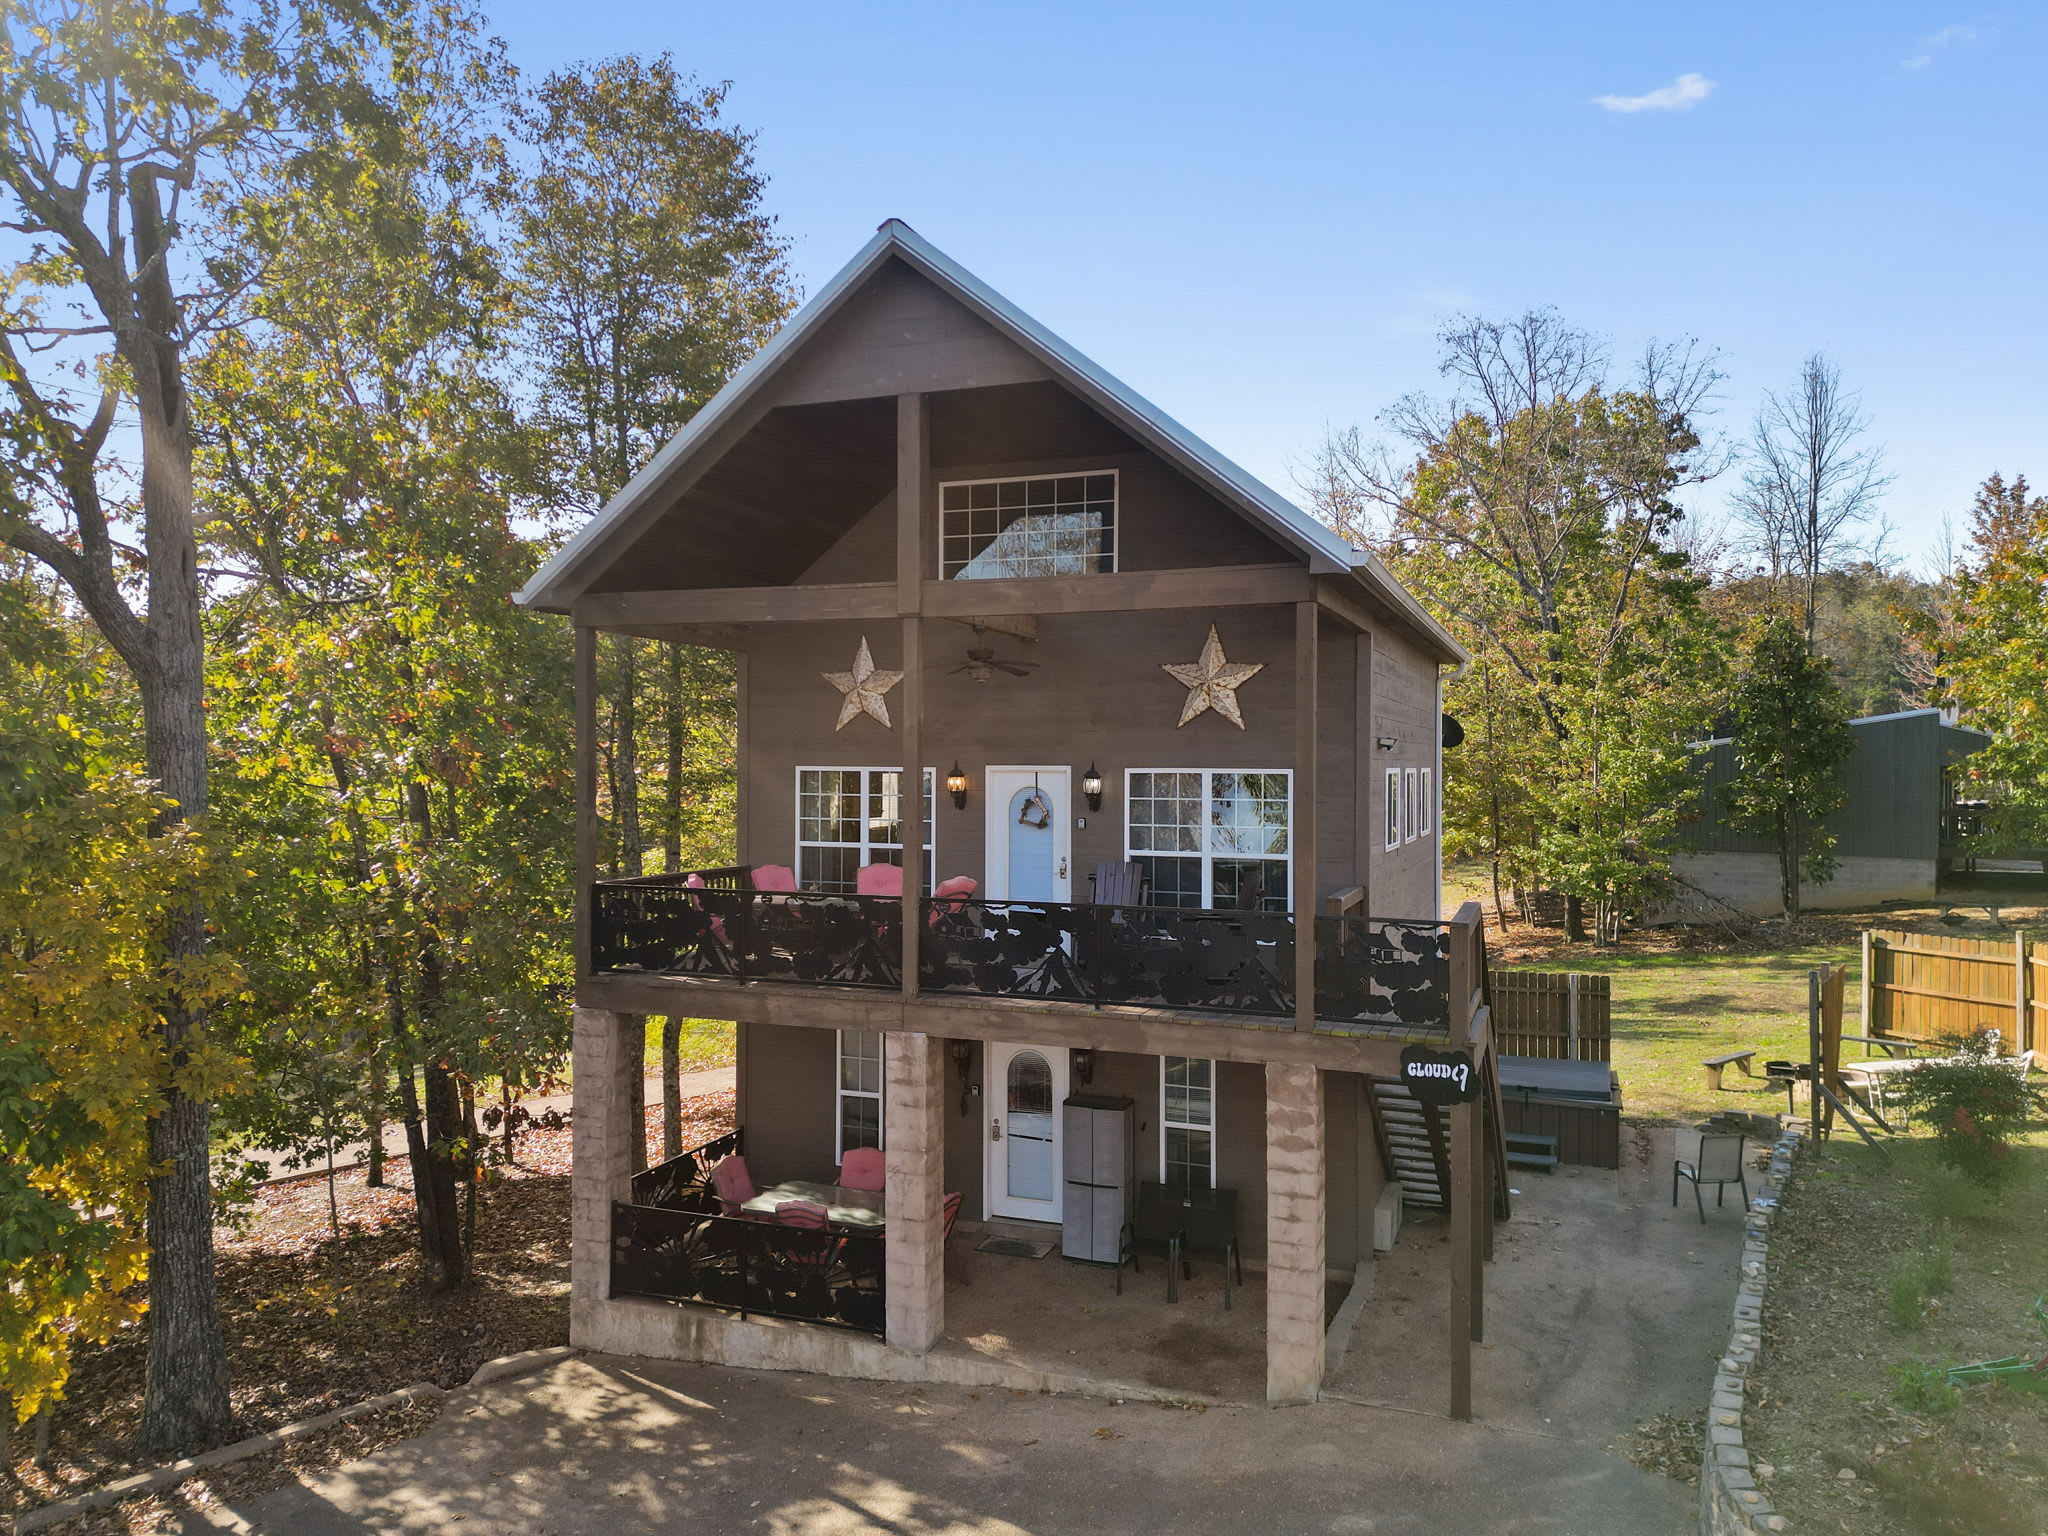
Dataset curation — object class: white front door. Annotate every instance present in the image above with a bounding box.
[985,1041,1069,1222]
[984,766,1071,904]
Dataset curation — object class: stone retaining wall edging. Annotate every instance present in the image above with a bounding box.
[1699,1122,1806,1536]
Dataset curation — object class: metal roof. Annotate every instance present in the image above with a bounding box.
[514,220,1466,664]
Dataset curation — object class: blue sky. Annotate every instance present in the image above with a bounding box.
[492,1,2044,572]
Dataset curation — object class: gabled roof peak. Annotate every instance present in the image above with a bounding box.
[515,221,1462,663]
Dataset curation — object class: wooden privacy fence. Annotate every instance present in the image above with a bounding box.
[1862,927,2037,1052]
[1488,971,1612,1062]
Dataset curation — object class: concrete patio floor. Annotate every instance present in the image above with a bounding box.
[166,1351,1696,1535]
[940,1236,1276,1402]
[1328,1124,1746,1441]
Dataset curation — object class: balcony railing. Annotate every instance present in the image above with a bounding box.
[611,1130,886,1336]
[591,880,1455,1037]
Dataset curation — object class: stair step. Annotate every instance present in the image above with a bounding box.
[1505,1150,1558,1172]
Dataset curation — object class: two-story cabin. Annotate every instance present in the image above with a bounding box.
[519,222,1508,1413]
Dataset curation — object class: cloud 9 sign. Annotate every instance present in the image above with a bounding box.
[1398,1045,1481,1105]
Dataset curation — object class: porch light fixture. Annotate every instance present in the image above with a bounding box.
[1375,735,1398,752]
[1081,763,1104,812]
[1072,1048,1095,1085]
[946,762,969,810]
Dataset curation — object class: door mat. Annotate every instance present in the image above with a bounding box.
[976,1236,1056,1260]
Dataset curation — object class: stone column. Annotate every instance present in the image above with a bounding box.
[1265,1060,1327,1404]
[570,1006,639,1339]
[884,1030,946,1353]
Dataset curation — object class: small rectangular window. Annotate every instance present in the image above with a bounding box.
[1161,1056,1215,1190]
[939,471,1117,579]
[1403,768,1418,844]
[1384,768,1400,852]
[1419,767,1434,837]
[837,1029,883,1161]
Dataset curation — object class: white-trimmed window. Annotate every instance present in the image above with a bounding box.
[796,768,934,892]
[1162,1057,1216,1189]
[1126,770,1290,910]
[1419,767,1434,837]
[939,471,1117,579]
[836,1029,883,1160]
[1384,768,1400,852]
[1403,768,1418,844]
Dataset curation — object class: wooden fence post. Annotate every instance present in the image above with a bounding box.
[1566,973,1581,1061]
[1860,929,1874,1033]
[2016,930,2029,1055]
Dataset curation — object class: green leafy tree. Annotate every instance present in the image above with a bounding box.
[1920,474,2048,849]
[1311,310,1729,940]
[0,0,432,1453]
[512,55,788,1150]
[1720,613,1856,916]
[0,562,233,1426]
[193,11,571,1290]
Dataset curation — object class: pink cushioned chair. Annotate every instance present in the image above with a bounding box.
[773,1199,830,1230]
[930,875,978,926]
[710,1154,758,1217]
[750,864,798,892]
[855,863,904,897]
[839,1146,885,1192]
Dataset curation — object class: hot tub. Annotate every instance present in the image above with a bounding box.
[1498,1055,1623,1169]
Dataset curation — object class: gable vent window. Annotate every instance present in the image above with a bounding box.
[940,472,1116,579]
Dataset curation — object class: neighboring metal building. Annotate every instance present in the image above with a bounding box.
[1671,707,1991,915]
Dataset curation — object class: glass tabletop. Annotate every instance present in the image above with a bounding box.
[740,1179,886,1229]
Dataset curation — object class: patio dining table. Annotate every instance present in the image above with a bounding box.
[740,1179,886,1230]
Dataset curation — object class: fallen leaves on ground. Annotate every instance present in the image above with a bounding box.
[2,1090,735,1523]
[1616,1412,1704,1486]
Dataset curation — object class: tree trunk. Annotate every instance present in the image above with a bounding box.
[661,1016,682,1160]
[614,637,643,877]
[130,193,232,1449]
[662,648,685,874]
[625,1015,647,1173]
[404,782,469,1291]
[1564,892,1588,943]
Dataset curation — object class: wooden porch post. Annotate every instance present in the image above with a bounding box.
[1448,908,1478,1422]
[898,393,926,996]
[1294,600,1319,1031]
[574,625,597,979]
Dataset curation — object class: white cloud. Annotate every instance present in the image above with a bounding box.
[1904,24,1979,69]
[1592,72,1717,113]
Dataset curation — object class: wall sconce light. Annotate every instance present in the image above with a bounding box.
[946,762,969,810]
[1072,1048,1095,1085]
[1081,762,1103,812]
[1375,736,1398,752]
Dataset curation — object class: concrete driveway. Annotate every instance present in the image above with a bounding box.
[169,1351,1694,1535]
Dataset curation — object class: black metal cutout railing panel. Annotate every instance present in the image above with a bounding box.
[591,881,1453,1034]
[610,1201,885,1337]
[921,899,1299,1019]
[592,887,902,989]
[628,1128,743,1212]
[1314,915,1451,1032]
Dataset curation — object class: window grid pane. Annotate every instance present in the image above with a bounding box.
[940,473,1117,579]
[1127,771,1290,913]
[798,767,935,894]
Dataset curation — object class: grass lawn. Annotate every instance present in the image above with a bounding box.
[639,1016,735,1077]
[1747,1128,2048,1535]
[1449,861,2048,1124]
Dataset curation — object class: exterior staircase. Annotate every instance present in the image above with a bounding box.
[1365,1058,1515,1218]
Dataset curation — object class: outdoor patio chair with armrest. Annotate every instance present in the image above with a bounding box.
[838,1146,885,1192]
[1672,1133,1747,1223]
[710,1154,759,1218]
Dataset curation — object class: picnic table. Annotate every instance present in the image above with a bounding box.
[741,1179,886,1230]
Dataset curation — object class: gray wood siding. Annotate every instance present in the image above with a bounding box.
[734,1026,1376,1264]
[1369,626,1442,919]
[742,608,1362,904]
[769,256,1052,406]
[1682,712,1984,862]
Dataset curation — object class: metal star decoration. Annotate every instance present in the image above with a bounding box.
[1162,624,1265,729]
[822,636,904,730]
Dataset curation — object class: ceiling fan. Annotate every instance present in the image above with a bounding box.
[948,625,1041,683]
